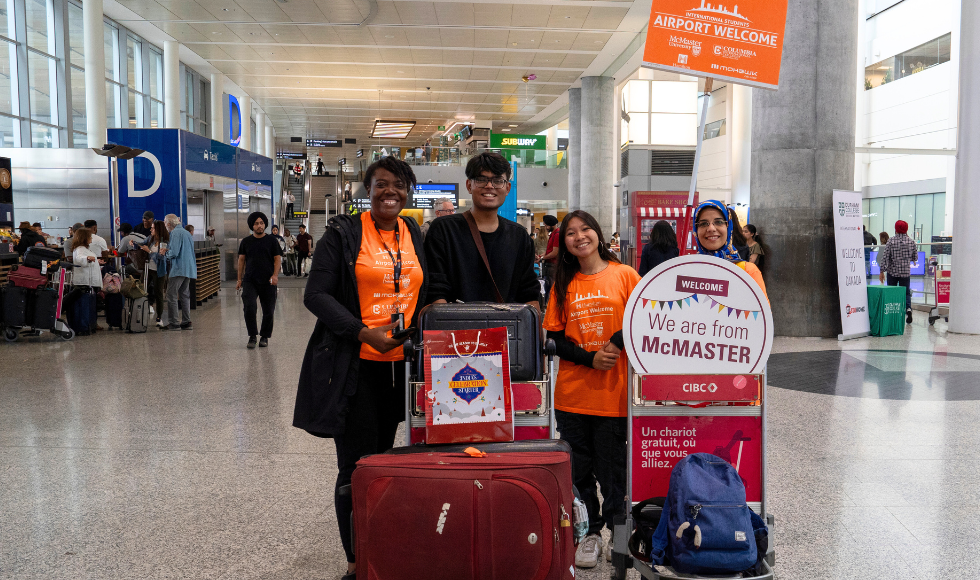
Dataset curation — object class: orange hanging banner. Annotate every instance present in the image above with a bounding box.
[642,0,789,90]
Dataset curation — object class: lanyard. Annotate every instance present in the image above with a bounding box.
[372,216,402,294]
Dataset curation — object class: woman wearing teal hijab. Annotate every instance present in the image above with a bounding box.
[693,200,767,298]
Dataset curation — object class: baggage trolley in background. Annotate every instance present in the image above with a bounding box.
[401,303,558,446]
[3,265,74,342]
[928,264,950,326]
[610,369,775,580]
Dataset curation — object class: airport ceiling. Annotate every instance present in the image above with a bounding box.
[112,0,652,151]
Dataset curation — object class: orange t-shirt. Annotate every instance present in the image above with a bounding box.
[737,261,768,300]
[543,262,641,417]
[355,212,423,361]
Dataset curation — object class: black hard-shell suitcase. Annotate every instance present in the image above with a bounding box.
[31,288,58,329]
[417,303,543,381]
[23,246,63,270]
[2,286,28,327]
[103,292,124,329]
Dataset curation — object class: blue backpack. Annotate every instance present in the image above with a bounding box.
[648,453,768,574]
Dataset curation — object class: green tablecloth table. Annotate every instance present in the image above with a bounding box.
[867,285,906,337]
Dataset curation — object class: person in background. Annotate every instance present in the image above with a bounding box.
[237,212,282,349]
[160,214,197,331]
[117,223,146,255]
[863,226,877,276]
[878,219,916,325]
[65,227,103,335]
[31,223,53,244]
[286,191,296,219]
[693,200,767,298]
[282,228,297,276]
[543,210,640,569]
[316,156,325,176]
[205,228,221,246]
[133,211,154,237]
[743,224,767,274]
[293,156,428,580]
[423,138,432,163]
[879,231,890,246]
[295,224,314,277]
[185,224,195,238]
[83,220,109,257]
[424,152,539,305]
[728,209,749,260]
[638,220,679,277]
[610,232,621,249]
[420,197,456,239]
[538,215,560,302]
[14,221,44,254]
[270,225,285,250]
[142,220,169,328]
[533,224,549,259]
[64,223,83,253]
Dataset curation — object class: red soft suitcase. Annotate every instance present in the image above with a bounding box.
[352,448,576,580]
[9,265,47,289]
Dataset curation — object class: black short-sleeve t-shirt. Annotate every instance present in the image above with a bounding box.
[238,234,283,284]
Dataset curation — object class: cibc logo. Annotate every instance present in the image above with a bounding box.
[683,382,718,393]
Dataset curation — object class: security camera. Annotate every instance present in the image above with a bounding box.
[428,179,433,183]
[542,181,548,187]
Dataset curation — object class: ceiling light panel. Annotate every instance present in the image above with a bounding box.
[371,120,416,139]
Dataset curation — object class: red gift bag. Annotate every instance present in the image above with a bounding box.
[423,327,515,444]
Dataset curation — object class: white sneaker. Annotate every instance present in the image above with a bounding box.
[575,533,601,568]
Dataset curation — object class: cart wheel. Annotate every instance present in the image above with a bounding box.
[60,328,75,341]
[4,328,18,342]
[929,316,937,326]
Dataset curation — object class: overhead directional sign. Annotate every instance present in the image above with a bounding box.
[307,139,342,147]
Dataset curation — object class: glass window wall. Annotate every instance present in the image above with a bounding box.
[865,33,952,90]
[862,191,948,245]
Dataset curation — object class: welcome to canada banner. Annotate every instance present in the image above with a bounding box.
[643,0,789,89]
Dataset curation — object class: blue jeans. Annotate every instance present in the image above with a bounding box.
[886,274,912,312]
[556,410,627,534]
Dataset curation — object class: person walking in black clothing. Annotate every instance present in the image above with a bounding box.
[133,211,154,237]
[237,212,282,348]
[295,224,313,277]
[14,221,45,254]
[638,220,680,276]
[424,151,539,305]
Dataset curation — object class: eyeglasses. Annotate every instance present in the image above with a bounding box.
[436,208,456,215]
[472,177,508,188]
[695,219,729,230]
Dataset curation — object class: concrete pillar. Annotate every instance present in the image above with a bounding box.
[949,0,979,334]
[210,73,224,142]
[730,84,752,206]
[163,41,180,129]
[546,125,557,152]
[580,77,615,232]
[265,122,274,158]
[256,110,265,154]
[239,96,251,151]
[750,0,858,337]
[567,88,581,210]
[82,0,106,147]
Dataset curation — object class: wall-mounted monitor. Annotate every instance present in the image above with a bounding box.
[412,183,459,209]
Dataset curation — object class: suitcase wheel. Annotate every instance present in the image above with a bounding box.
[59,328,75,341]
[4,328,18,342]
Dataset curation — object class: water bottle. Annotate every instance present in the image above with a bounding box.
[572,497,589,541]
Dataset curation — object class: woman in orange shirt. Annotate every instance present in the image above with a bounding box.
[543,210,641,569]
[693,200,767,298]
[294,157,428,580]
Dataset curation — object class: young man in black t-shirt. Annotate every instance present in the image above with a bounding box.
[424,152,539,305]
[237,212,283,349]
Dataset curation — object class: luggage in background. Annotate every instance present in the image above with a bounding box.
[123,295,149,333]
[123,262,149,333]
[417,303,543,381]
[31,288,59,330]
[353,446,575,580]
[9,266,47,290]
[2,286,29,327]
[104,292,124,329]
[23,246,63,270]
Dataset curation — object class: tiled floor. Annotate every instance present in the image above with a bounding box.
[1,287,978,579]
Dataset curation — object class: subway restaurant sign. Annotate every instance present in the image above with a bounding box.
[490,133,546,150]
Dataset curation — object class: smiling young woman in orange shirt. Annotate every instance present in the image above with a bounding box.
[543,210,641,568]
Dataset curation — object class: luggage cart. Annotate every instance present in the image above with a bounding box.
[928,264,949,326]
[401,306,558,446]
[3,265,74,342]
[610,369,775,580]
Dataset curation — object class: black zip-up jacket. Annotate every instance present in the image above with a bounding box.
[292,213,428,437]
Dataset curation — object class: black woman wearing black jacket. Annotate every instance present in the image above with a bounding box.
[292,156,428,580]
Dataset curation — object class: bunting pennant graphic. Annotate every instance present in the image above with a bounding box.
[639,292,763,319]
[642,299,648,308]
[691,294,699,303]
[753,311,759,320]
[727,307,734,316]
[718,303,725,313]
[744,310,751,319]
[684,298,691,307]
[651,301,657,310]
[668,301,673,310]
[676,299,683,309]
[735,309,742,318]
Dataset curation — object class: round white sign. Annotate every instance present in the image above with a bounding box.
[623,254,774,375]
